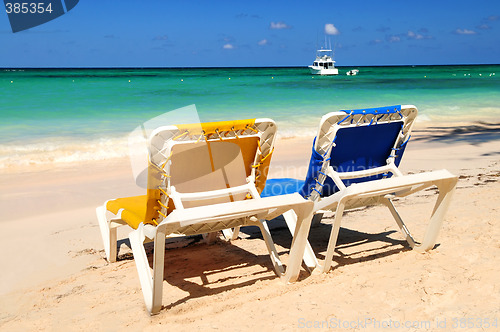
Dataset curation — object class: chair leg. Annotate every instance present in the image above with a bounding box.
[311,212,324,227]
[282,205,314,282]
[231,226,241,240]
[282,210,319,271]
[96,205,117,263]
[151,227,166,314]
[384,178,457,252]
[418,179,457,251]
[203,232,219,244]
[256,204,314,283]
[255,218,285,276]
[221,227,240,241]
[129,224,166,315]
[322,201,346,273]
[383,198,417,248]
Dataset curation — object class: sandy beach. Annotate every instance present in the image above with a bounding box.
[1,121,499,331]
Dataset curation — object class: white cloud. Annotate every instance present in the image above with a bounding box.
[388,35,401,43]
[407,30,433,40]
[153,35,168,41]
[258,39,268,46]
[455,28,476,35]
[223,43,234,49]
[369,39,383,45]
[407,30,424,40]
[325,23,340,35]
[270,21,290,29]
[377,26,391,33]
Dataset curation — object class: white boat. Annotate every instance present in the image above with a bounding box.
[346,69,359,76]
[308,48,338,75]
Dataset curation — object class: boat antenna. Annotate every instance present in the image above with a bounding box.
[316,30,319,55]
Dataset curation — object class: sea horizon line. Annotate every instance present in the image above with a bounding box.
[2,63,500,70]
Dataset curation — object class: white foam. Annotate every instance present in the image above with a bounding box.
[0,136,130,169]
[415,114,431,123]
[277,127,317,139]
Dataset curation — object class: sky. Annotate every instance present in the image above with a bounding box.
[1,0,499,67]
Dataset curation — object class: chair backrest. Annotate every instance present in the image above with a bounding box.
[142,119,277,224]
[300,105,418,199]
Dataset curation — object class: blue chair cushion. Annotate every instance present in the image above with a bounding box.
[261,178,305,198]
[263,105,410,199]
[300,121,406,198]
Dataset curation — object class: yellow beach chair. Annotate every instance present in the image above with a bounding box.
[262,105,458,272]
[96,118,313,315]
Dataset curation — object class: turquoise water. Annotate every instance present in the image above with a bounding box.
[1,65,499,167]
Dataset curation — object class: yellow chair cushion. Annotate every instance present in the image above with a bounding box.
[106,195,150,229]
[106,118,274,230]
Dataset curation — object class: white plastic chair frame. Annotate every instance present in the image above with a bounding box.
[97,119,314,315]
[289,105,458,272]
[97,120,277,263]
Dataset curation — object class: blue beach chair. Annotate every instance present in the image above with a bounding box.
[262,105,458,272]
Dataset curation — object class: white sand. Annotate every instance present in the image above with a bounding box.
[0,122,499,331]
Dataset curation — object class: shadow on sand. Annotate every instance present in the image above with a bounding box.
[118,215,412,311]
[413,122,500,145]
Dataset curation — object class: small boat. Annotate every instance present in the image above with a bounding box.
[346,69,359,76]
[308,48,338,75]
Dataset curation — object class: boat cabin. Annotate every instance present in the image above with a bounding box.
[313,61,334,69]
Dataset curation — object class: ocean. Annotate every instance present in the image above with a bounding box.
[1,65,499,169]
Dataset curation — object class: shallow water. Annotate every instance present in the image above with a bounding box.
[1,65,499,167]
